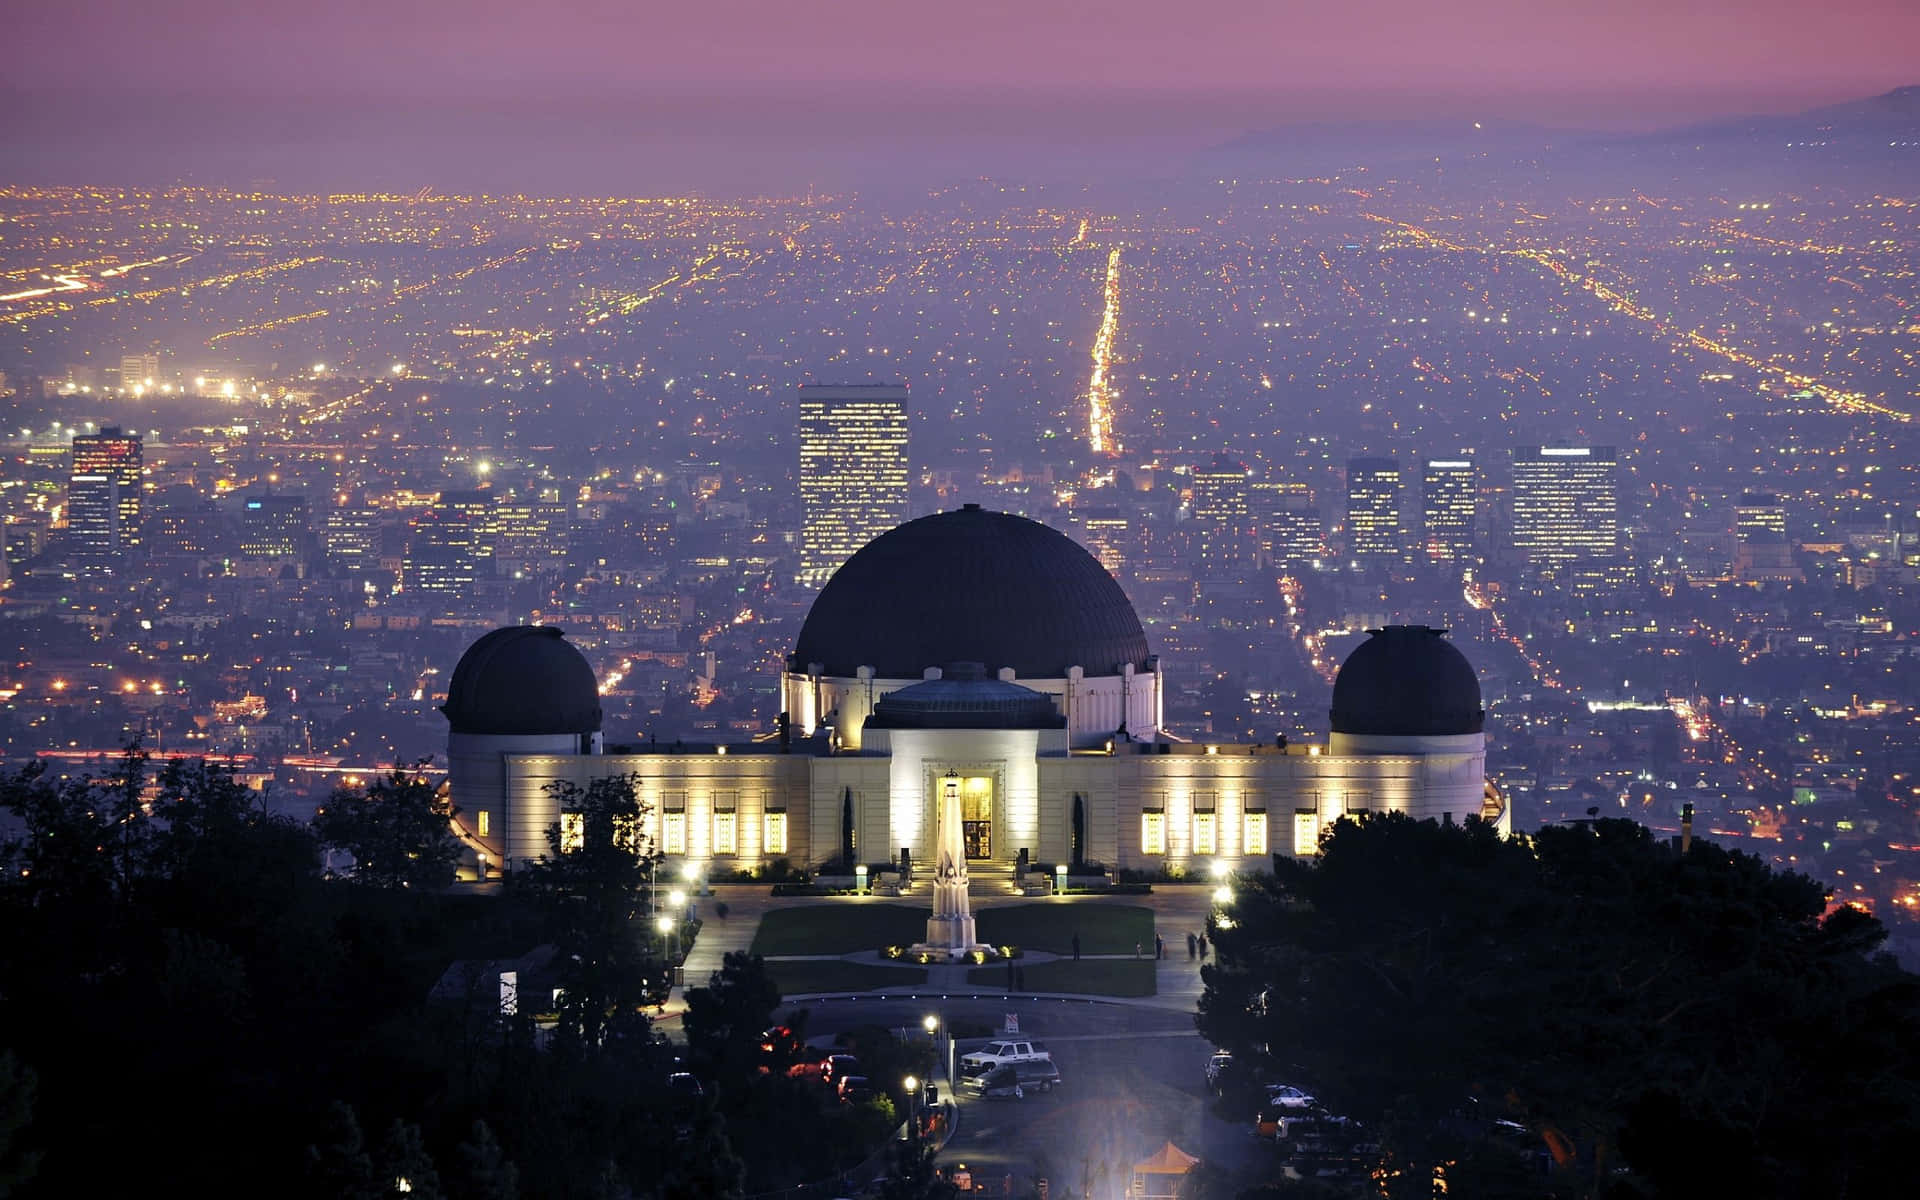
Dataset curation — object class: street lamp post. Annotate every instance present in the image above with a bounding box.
[903,1075,919,1141]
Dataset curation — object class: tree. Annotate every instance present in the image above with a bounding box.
[0,1052,40,1198]
[304,1102,381,1200]
[450,1120,519,1200]
[377,1118,444,1200]
[1198,812,1920,1200]
[876,1137,953,1200]
[682,951,783,1091]
[314,766,461,890]
[655,1102,746,1200]
[512,774,659,1048]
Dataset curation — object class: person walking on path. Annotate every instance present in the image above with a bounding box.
[1134,941,1142,959]
[1186,931,1197,960]
[1198,934,1209,961]
[1071,932,1081,961]
[1155,933,1165,960]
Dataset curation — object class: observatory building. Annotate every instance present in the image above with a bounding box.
[444,507,1500,882]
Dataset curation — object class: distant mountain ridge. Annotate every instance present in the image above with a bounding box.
[1206,85,1920,163]
[1632,84,1920,144]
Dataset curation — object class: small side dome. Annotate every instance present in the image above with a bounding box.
[442,626,603,736]
[1330,625,1483,736]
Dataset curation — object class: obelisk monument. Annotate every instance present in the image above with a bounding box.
[910,770,993,961]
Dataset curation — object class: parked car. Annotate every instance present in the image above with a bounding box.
[666,1072,704,1100]
[822,1054,861,1084]
[1255,1100,1324,1141]
[958,1039,1050,1071]
[836,1074,875,1104]
[1264,1083,1315,1109]
[1205,1051,1233,1090]
[962,1059,1061,1098]
[1278,1116,1377,1167]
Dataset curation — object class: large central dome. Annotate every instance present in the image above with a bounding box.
[792,505,1152,679]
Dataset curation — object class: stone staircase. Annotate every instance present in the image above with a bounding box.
[891,860,1025,897]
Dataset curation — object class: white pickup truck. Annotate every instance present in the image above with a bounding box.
[959,1039,1051,1071]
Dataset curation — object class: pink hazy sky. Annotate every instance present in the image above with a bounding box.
[9,0,1916,113]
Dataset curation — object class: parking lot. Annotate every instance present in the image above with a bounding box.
[791,996,1259,1196]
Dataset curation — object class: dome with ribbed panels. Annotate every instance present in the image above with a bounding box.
[791,505,1152,680]
[1329,625,1484,736]
[442,626,603,736]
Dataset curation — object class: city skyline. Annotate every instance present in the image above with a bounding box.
[2,14,1917,1192]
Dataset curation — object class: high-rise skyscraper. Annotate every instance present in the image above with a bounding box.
[797,384,909,587]
[404,490,497,596]
[1190,454,1254,568]
[1734,492,1788,542]
[1250,480,1322,567]
[1511,446,1618,569]
[238,494,310,559]
[69,425,144,558]
[119,353,159,391]
[1421,457,1477,563]
[322,503,380,573]
[1346,457,1405,564]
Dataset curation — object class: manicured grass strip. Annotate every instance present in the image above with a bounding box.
[974,903,1156,956]
[767,959,930,995]
[749,903,932,955]
[963,958,1157,998]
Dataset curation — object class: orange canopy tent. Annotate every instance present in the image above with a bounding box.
[1129,1141,1199,1198]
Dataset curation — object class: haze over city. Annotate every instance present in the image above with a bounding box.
[3,3,1919,1198]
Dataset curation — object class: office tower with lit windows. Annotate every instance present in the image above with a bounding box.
[69,425,144,557]
[119,353,159,391]
[238,495,310,559]
[1250,480,1322,567]
[1345,457,1405,564]
[1190,454,1254,568]
[403,490,497,595]
[322,503,380,573]
[1077,506,1132,575]
[1734,493,1788,542]
[1510,446,1618,569]
[1421,457,1477,563]
[797,384,909,586]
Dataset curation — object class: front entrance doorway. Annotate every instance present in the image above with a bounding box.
[961,775,992,860]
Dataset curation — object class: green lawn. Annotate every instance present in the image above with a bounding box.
[766,959,930,995]
[963,958,1157,998]
[749,903,932,955]
[974,903,1155,956]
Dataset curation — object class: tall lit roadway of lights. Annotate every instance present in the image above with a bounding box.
[1086,245,1122,456]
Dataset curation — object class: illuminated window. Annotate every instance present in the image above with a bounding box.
[712,791,737,855]
[1293,808,1319,857]
[1243,810,1268,857]
[560,812,584,854]
[1141,810,1166,856]
[476,809,491,838]
[764,811,788,855]
[1192,811,1216,856]
[663,812,687,856]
